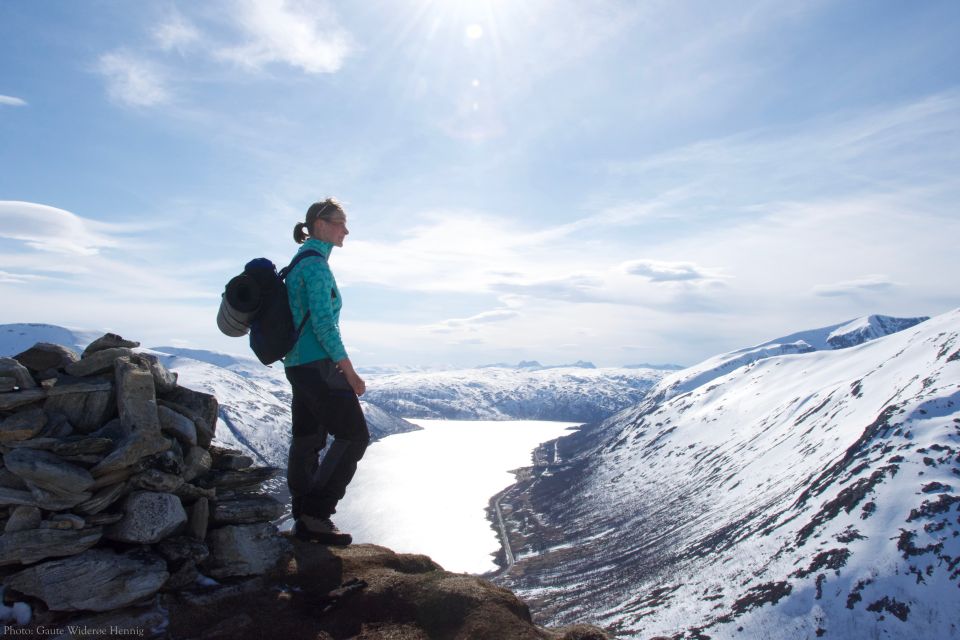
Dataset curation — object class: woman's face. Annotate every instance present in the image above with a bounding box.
[313,217,349,247]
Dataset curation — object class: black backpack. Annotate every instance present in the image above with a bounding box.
[220,250,324,365]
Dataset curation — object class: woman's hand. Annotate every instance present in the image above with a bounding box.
[349,373,366,396]
[336,358,366,396]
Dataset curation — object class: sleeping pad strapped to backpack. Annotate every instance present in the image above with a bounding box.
[217,250,324,365]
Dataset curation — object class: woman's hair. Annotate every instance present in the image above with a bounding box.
[293,198,347,244]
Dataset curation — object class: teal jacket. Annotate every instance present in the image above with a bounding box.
[283,238,348,367]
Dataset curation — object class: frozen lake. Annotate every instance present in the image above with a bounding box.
[335,419,580,574]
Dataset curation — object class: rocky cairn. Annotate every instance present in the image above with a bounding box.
[0,335,289,629]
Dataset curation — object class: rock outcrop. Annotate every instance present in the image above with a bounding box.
[163,540,609,640]
[1,335,611,639]
[1,335,289,625]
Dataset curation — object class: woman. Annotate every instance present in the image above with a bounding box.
[284,198,368,545]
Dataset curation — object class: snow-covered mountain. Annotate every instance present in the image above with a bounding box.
[0,325,419,467]
[364,365,667,422]
[493,311,957,639]
[658,314,928,400]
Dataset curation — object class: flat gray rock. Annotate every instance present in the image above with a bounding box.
[64,347,135,377]
[14,343,79,372]
[203,522,290,579]
[182,445,212,483]
[0,407,47,443]
[5,548,167,612]
[138,353,178,393]
[175,482,215,504]
[0,388,47,411]
[187,496,210,540]
[25,481,92,510]
[115,357,160,433]
[212,452,254,471]
[75,481,129,515]
[4,447,95,495]
[211,495,285,525]
[158,535,210,564]
[90,429,171,477]
[4,505,41,533]
[0,526,102,566]
[44,380,115,433]
[0,486,37,507]
[131,469,183,493]
[0,357,37,390]
[158,388,217,447]
[81,333,140,358]
[37,411,74,438]
[201,466,282,491]
[105,490,187,544]
[158,405,197,446]
[51,436,114,457]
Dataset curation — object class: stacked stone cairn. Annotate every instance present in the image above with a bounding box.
[0,334,291,628]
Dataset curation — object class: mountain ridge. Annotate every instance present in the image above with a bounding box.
[491,310,957,639]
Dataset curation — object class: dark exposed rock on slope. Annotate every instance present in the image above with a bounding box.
[491,312,957,639]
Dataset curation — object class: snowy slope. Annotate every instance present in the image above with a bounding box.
[0,323,102,355]
[0,325,419,467]
[494,310,958,639]
[657,314,927,400]
[364,365,666,422]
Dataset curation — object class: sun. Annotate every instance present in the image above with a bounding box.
[465,24,484,40]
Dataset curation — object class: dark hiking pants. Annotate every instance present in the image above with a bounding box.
[285,361,369,520]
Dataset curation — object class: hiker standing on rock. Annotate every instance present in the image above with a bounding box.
[284,198,369,545]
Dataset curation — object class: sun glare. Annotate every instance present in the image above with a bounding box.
[465,23,484,39]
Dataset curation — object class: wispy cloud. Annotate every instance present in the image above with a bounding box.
[430,309,521,334]
[0,95,27,107]
[0,270,47,284]
[0,200,210,301]
[623,260,719,283]
[97,51,169,107]
[153,11,201,53]
[0,201,123,255]
[813,275,895,298]
[606,91,960,208]
[216,0,354,74]
[93,1,355,108]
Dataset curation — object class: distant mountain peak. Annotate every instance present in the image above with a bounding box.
[825,314,929,349]
[657,313,929,400]
[494,308,959,639]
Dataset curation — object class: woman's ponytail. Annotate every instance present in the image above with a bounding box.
[293,221,308,244]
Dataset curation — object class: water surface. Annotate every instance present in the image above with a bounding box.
[335,419,579,574]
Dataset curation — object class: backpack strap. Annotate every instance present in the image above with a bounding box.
[279,249,325,280]
[281,249,327,338]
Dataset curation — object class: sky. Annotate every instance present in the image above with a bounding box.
[1,0,959,369]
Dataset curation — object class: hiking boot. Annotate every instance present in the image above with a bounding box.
[295,515,353,546]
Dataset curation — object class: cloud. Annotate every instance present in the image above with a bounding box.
[97,51,169,107]
[430,309,521,333]
[491,275,604,302]
[153,11,201,52]
[623,259,716,283]
[0,201,124,255]
[0,270,47,284]
[0,95,27,107]
[216,0,354,74]
[606,91,960,209]
[812,275,895,298]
